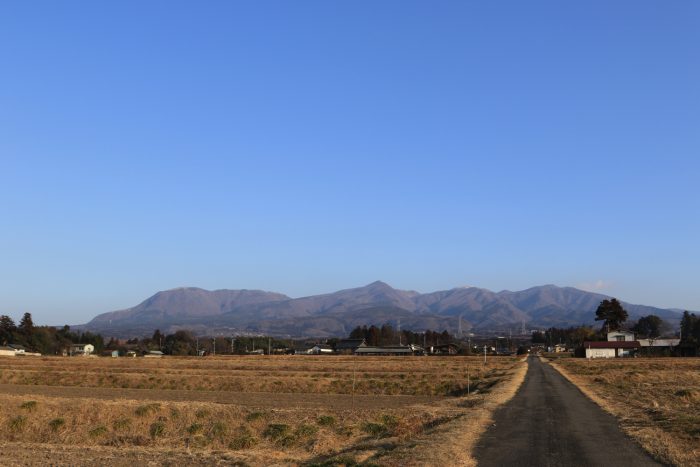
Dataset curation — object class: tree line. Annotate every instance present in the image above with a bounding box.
[0,313,105,355]
[348,324,452,347]
[118,329,295,356]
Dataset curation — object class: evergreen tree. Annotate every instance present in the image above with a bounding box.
[19,312,34,336]
[0,315,16,344]
[632,315,664,339]
[680,311,698,344]
[594,298,628,332]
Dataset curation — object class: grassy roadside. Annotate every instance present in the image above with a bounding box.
[545,357,700,467]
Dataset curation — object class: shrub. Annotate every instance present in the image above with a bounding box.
[317,415,336,426]
[150,421,166,439]
[187,422,203,435]
[263,423,290,441]
[48,418,65,431]
[228,426,258,450]
[210,421,228,439]
[135,403,160,417]
[379,414,399,429]
[89,425,108,438]
[9,415,26,432]
[295,424,319,438]
[245,411,265,422]
[20,400,38,411]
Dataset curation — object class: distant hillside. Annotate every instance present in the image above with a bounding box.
[81,281,686,338]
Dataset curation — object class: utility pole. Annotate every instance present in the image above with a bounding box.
[231,336,234,354]
[483,345,487,365]
[467,365,470,395]
[212,338,216,356]
[352,356,357,411]
[196,338,199,357]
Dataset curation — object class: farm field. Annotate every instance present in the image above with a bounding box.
[0,355,526,466]
[550,358,700,467]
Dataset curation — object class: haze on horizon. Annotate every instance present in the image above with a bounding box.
[1,1,698,325]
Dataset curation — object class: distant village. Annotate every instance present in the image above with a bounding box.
[2,303,700,359]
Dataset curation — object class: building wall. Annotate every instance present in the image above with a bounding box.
[585,348,616,358]
[0,349,16,357]
[607,331,635,342]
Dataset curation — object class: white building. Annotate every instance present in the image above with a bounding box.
[584,341,640,358]
[70,344,95,356]
[307,344,334,355]
[606,331,635,342]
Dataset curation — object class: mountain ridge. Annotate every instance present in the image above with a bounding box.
[80,282,688,338]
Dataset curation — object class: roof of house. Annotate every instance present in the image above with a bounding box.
[584,341,640,349]
[638,338,681,347]
[335,339,366,350]
[355,346,416,354]
[313,344,333,349]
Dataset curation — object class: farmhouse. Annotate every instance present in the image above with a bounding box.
[9,344,27,354]
[427,343,459,355]
[70,344,95,356]
[0,345,17,357]
[307,344,334,355]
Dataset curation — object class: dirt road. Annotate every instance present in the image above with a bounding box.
[0,383,436,410]
[474,356,660,467]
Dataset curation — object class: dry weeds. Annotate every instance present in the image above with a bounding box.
[0,355,525,466]
[0,356,501,396]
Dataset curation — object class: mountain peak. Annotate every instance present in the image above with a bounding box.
[365,280,392,289]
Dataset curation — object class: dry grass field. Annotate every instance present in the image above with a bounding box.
[0,355,526,466]
[550,358,700,467]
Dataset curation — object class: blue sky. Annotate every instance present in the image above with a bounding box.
[1,1,698,324]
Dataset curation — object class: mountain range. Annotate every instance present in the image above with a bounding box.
[79,282,686,338]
